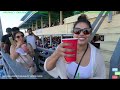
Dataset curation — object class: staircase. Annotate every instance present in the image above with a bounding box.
[96,13,120,78]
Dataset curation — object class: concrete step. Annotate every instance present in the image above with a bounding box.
[104,34,120,42]
[105,61,110,79]
[97,26,120,42]
[100,49,111,79]
[99,41,117,52]
[96,33,120,42]
[100,49,113,62]
[97,26,120,34]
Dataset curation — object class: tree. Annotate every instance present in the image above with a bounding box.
[73,11,88,15]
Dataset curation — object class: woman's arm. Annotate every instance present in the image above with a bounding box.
[45,50,61,71]
[44,43,74,71]
[10,45,19,60]
[91,49,106,79]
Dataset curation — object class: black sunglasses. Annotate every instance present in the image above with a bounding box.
[16,35,24,38]
[73,28,92,35]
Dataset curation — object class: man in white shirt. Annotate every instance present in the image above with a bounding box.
[26,28,40,72]
[26,28,37,50]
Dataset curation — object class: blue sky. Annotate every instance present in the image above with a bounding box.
[0,11,27,35]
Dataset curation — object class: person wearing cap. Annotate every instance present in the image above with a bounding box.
[1,28,12,54]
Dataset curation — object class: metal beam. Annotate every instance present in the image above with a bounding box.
[109,38,120,79]
[19,11,37,28]
[89,11,109,42]
[108,11,112,23]
[37,47,54,55]
[91,11,105,29]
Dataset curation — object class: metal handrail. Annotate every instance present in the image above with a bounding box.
[89,11,109,42]
[1,49,36,79]
[109,38,120,79]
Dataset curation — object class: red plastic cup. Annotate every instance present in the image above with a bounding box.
[62,38,78,63]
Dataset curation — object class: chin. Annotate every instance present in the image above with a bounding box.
[78,40,87,46]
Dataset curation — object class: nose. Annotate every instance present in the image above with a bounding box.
[79,31,84,35]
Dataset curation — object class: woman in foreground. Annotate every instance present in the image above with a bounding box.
[44,14,106,79]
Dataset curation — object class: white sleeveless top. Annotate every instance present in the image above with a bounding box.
[66,44,93,79]
[15,47,34,69]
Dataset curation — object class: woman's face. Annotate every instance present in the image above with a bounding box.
[73,22,91,46]
[15,32,24,42]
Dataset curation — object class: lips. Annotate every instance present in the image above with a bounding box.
[78,37,86,41]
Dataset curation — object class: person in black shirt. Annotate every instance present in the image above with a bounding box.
[1,28,12,54]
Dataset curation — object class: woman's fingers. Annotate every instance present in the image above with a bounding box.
[60,48,74,53]
[65,54,75,57]
[60,52,75,57]
[56,43,75,57]
[60,42,71,47]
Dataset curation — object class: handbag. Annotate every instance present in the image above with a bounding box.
[19,54,37,74]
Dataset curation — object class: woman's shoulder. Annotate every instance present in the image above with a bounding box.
[89,43,98,51]
[89,43,102,55]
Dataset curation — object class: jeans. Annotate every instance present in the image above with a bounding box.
[33,49,40,71]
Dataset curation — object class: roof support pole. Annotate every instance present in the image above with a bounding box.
[50,35,52,46]
[112,11,117,15]
[41,17,43,28]
[42,35,44,48]
[29,25,31,28]
[60,11,63,25]
[32,22,34,30]
[36,20,38,30]
[48,11,51,27]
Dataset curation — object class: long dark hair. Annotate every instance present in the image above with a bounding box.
[72,14,92,32]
